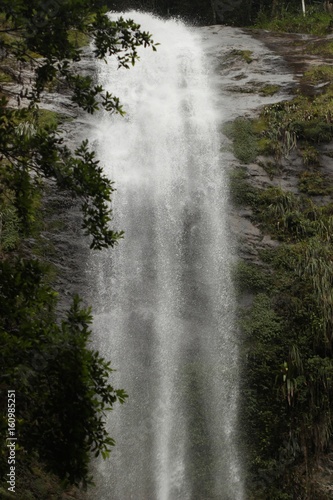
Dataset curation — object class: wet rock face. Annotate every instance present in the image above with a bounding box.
[198,25,295,118]
[39,184,90,317]
[196,26,296,263]
[197,26,333,271]
[30,50,98,316]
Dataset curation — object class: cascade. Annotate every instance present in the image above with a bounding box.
[88,12,243,500]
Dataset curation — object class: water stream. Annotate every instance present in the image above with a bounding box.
[89,12,244,500]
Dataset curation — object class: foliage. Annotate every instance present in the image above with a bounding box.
[110,0,216,24]
[239,234,333,496]
[300,145,320,167]
[233,260,272,294]
[0,205,20,251]
[257,89,333,158]
[0,456,85,500]
[229,34,333,494]
[0,258,128,486]
[0,1,157,249]
[80,0,333,28]
[254,4,333,35]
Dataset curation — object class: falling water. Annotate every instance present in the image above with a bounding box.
[89,12,243,500]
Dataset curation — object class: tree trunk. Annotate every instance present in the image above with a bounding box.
[302,0,306,16]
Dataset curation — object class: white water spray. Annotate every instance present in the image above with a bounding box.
[89,12,243,500]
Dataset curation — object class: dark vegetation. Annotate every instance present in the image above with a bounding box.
[0,1,157,497]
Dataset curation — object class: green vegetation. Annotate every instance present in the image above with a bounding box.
[302,65,333,84]
[235,182,333,497]
[233,260,272,294]
[0,0,157,496]
[223,118,259,164]
[259,84,281,96]
[232,49,254,63]
[258,159,281,179]
[230,84,333,161]
[229,168,258,206]
[300,144,320,167]
[228,21,333,496]
[0,456,84,500]
[1,262,127,484]
[68,29,90,49]
[299,170,331,195]
[0,71,12,83]
[254,6,333,35]
[307,40,333,57]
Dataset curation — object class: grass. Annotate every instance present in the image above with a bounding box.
[230,17,333,496]
[302,65,333,84]
[223,118,259,163]
[299,170,332,196]
[0,205,20,252]
[307,40,333,57]
[300,145,320,167]
[254,6,333,35]
[229,168,259,206]
[258,87,333,157]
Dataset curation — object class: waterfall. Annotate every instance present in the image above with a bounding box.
[89,12,243,500]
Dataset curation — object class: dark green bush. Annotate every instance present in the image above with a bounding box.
[0,258,127,486]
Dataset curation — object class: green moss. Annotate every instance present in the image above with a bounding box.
[252,117,268,134]
[259,84,280,96]
[257,137,277,156]
[223,117,259,163]
[232,49,254,63]
[0,70,13,83]
[25,109,72,130]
